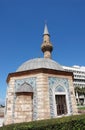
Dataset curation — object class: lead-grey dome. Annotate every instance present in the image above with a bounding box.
[16,58,63,72]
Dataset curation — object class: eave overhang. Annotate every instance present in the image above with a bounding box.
[6,68,74,83]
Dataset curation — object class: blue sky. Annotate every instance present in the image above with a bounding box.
[0,0,85,104]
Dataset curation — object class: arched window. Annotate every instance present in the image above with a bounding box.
[55,85,67,116]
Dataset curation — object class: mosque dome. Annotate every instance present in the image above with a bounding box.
[16,58,63,72]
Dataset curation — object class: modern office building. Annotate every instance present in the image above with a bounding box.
[62,65,85,106]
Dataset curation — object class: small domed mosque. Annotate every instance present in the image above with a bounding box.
[4,24,78,125]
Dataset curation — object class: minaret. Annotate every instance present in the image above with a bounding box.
[41,24,53,59]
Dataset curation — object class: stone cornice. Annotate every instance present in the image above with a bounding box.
[7,68,73,83]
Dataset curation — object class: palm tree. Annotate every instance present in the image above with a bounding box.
[75,86,85,105]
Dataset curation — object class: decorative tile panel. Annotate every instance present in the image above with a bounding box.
[15,77,36,90]
[49,88,55,117]
[55,85,65,92]
[48,77,73,117]
[12,77,37,121]
[15,82,33,93]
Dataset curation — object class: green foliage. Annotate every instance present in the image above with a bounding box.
[75,86,85,94]
[0,114,85,130]
[78,107,85,110]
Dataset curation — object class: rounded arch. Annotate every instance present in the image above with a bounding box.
[55,85,65,93]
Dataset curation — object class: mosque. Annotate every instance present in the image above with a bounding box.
[4,24,78,125]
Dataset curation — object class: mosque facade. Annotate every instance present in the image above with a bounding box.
[4,25,78,125]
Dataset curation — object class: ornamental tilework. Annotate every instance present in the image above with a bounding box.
[48,77,69,88]
[12,77,37,121]
[48,77,73,117]
[55,85,65,92]
[15,77,36,90]
[49,88,55,117]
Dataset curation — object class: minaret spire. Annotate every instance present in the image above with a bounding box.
[41,24,53,59]
[43,24,49,35]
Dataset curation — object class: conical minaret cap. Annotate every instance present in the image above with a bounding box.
[43,24,49,35]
